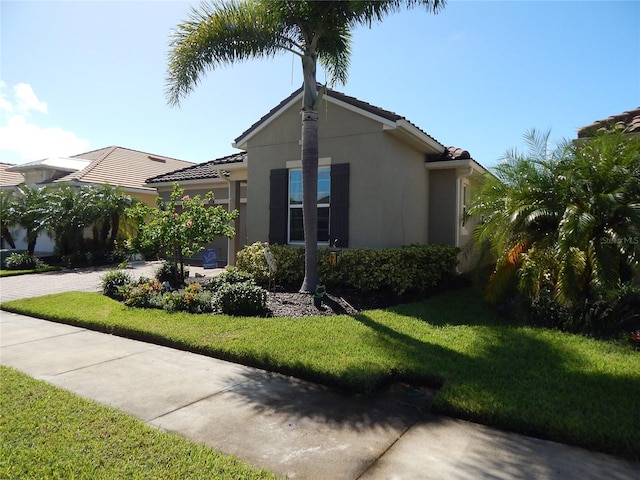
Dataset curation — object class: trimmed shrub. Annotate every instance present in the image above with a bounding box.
[214,282,268,316]
[100,269,133,300]
[270,244,304,287]
[236,242,271,283]
[4,252,45,271]
[203,267,255,292]
[236,243,459,295]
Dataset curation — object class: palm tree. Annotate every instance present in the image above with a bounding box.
[87,184,136,254]
[0,190,17,249]
[48,184,95,257]
[8,184,51,255]
[166,0,445,292]
[470,129,640,307]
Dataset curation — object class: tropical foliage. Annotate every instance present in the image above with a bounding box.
[470,130,640,331]
[166,0,445,292]
[126,183,238,285]
[2,183,136,264]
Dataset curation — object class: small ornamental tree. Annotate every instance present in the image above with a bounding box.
[127,183,238,285]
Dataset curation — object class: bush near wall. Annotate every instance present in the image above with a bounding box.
[237,242,460,295]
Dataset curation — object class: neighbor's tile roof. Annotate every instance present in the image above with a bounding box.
[0,162,26,187]
[577,107,640,138]
[48,146,195,191]
[234,85,444,150]
[146,152,247,184]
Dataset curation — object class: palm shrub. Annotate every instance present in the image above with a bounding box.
[469,129,640,334]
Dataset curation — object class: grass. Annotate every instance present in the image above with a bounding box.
[2,288,639,461]
[0,367,278,479]
[0,266,61,277]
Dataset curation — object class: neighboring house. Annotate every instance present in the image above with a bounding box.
[0,162,24,189]
[1,146,195,253]
[148,86,486,270]
[577,107,640,137]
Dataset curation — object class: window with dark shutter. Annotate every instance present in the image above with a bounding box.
[269,163,349,247]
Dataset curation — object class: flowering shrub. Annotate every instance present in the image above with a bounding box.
[162,283,214,313]
[121,279,164,308]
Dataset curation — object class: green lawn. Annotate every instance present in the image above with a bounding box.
[2,288,639,460]
[0,367,277,479]
[0,266,61,277]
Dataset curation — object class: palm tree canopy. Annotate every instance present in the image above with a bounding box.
[166,0,445,107]
[470,129,640,306]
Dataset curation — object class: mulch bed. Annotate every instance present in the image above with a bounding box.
[264,287,422,318]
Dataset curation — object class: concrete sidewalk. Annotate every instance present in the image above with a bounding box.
[2,312,639,479]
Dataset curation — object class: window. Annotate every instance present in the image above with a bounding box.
[269,164,348,247]
[288,167,330,243]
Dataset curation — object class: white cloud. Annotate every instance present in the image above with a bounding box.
[14,83,48,114]
[0,82,90,163]
[0,115,90,161]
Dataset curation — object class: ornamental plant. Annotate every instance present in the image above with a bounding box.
[127,183,238,285]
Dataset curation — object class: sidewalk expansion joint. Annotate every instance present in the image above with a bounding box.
[148,378,255,423]
[354,416,420,480]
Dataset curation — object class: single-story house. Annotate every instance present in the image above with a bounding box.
[147,86,486,270]
[1,146,194,253]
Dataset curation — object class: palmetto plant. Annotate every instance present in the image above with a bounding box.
[470,129,640,308]
[165,0,445,292]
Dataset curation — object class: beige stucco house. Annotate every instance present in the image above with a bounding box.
[1,146,194,253]
[147,86,486,270]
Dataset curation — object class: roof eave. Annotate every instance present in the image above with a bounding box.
[425,159,486,174]
[385,119,445,154]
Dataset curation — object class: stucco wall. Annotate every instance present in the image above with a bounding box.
[245,98,430,249]
[428,169,457,246]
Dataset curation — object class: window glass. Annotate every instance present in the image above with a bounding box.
[288,166,330,244]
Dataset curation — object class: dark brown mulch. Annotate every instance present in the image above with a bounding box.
[264,287,421,318]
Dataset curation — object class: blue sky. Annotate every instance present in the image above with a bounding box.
[1,0,639,169]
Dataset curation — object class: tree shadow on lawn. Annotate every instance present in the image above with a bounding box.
[222,306,640,461]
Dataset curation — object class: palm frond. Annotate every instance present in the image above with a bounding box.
[166,0,289,106]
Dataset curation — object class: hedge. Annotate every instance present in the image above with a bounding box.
[236,242,459,295]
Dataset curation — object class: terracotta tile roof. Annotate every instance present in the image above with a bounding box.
[48,146,195,191]
[146,152,247,184]
[577,107,640,138]
[0,162,26,187]
[234,85,444,150]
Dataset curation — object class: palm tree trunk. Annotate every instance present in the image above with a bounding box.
[299,53,320,293]
[300,109,319,293]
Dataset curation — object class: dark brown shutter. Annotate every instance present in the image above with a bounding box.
[269,168,288,245]
[330,163,349,247]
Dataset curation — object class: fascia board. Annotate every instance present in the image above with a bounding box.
[425,159,486,174]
